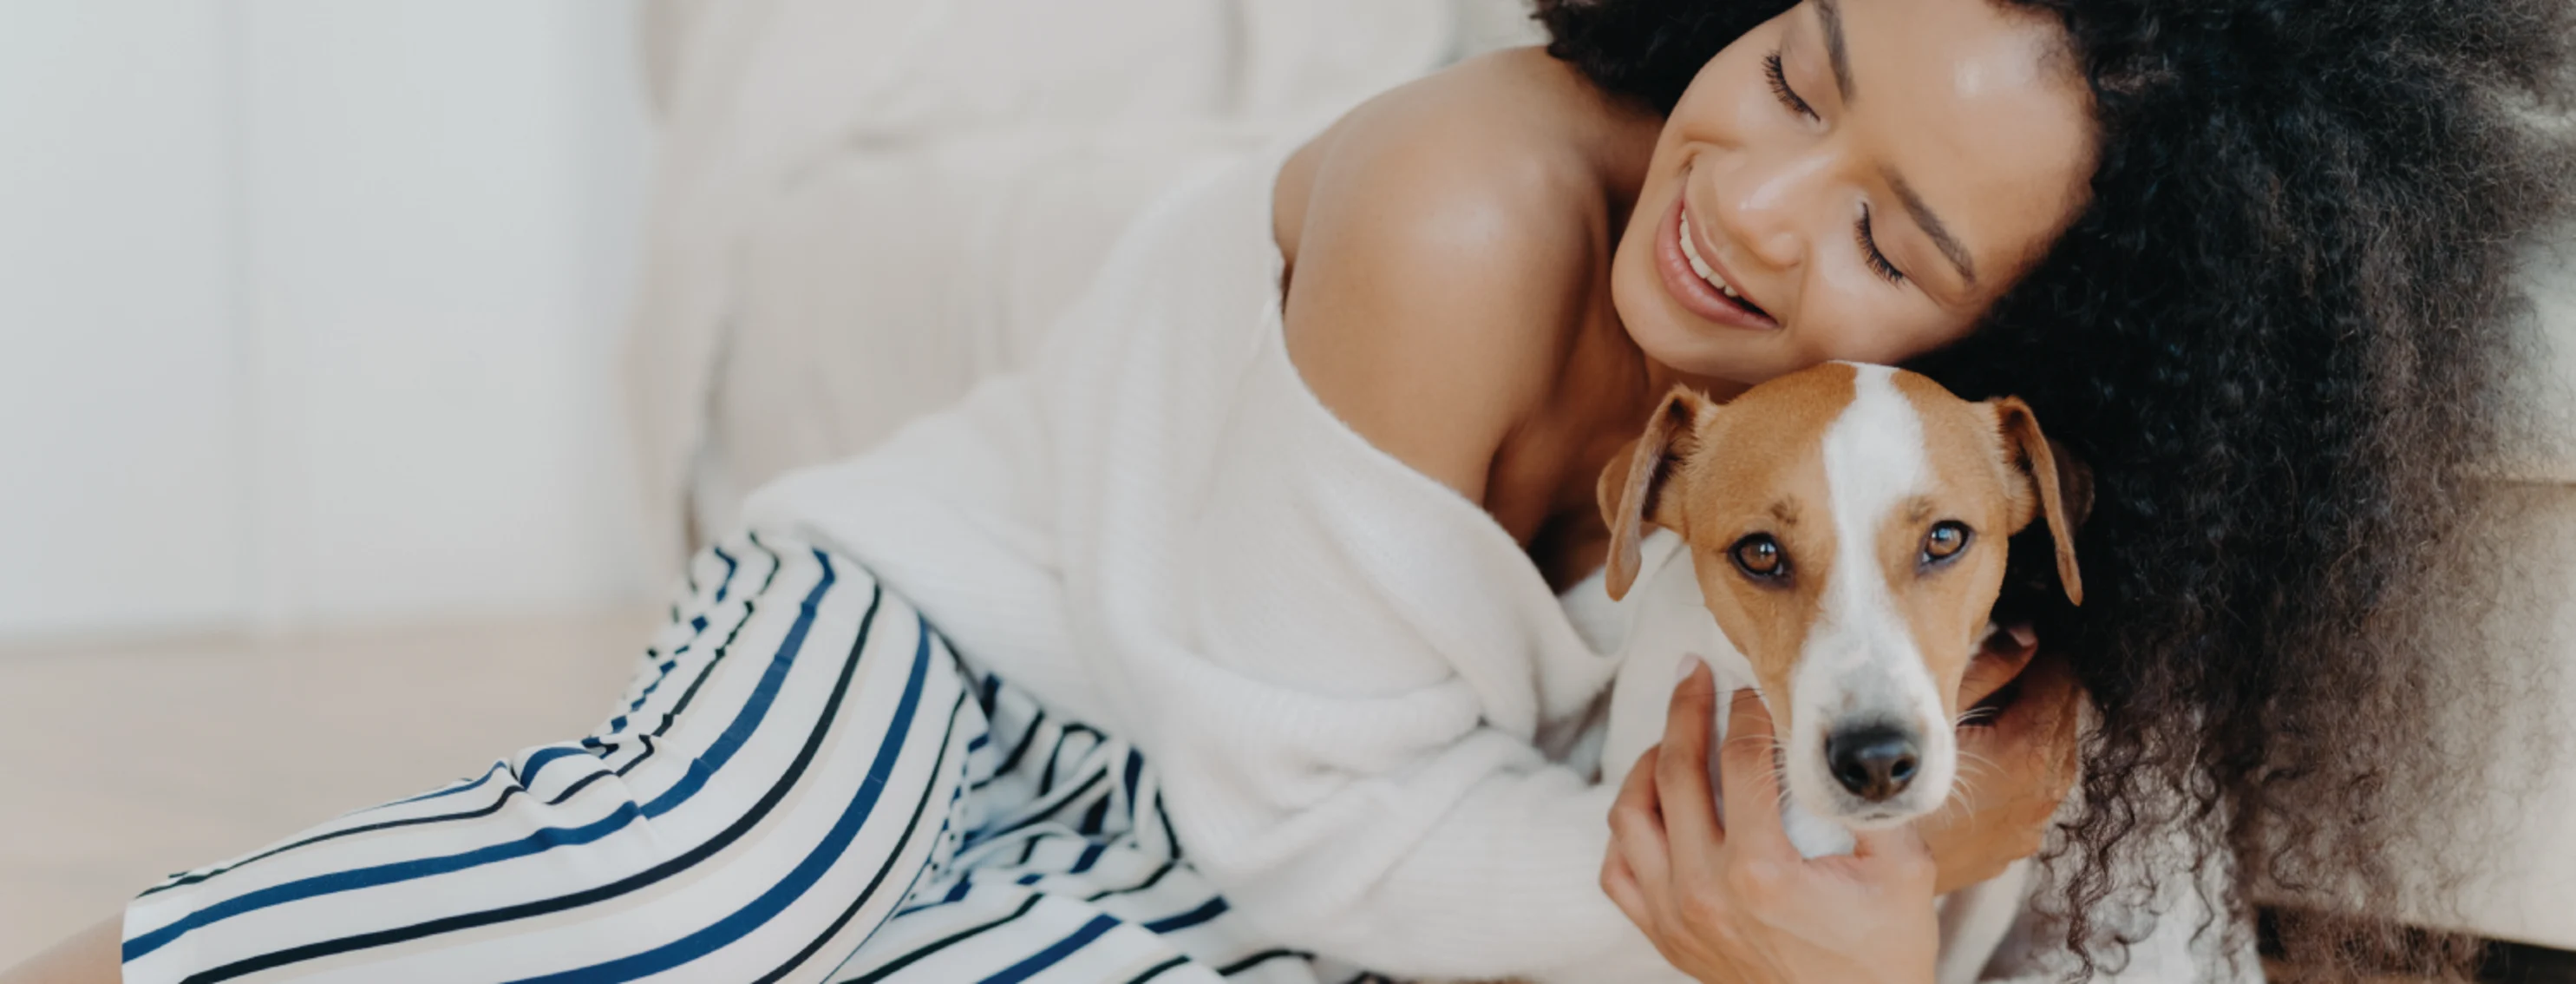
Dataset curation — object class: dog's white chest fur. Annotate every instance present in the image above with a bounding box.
[1597,532,1859,858]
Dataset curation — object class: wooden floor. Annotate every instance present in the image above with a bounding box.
[0,609,651,967]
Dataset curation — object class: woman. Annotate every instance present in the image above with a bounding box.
[11,0,2566,980]
[1548,0,2571,978]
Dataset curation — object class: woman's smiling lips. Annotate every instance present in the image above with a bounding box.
[1656,191,1782,331]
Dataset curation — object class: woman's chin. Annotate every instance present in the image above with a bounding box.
[1625,323,1796,391]
[1613,272,1799,390]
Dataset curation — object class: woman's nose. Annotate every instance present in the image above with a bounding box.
[1705,148,1831,271]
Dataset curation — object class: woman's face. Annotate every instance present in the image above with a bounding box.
[1612,0,2095,387]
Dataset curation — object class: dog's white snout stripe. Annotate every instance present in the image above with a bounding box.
[1789,364,1957,825]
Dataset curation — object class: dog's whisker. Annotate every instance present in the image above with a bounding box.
[1719,733,1774,754]
[1950,782,1985,816]
[1938,784,1985,824]
[1954,749,2003,778]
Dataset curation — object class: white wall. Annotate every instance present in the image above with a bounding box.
[0,3,245,640]
[238,3,656,626]
[0,2,657,644]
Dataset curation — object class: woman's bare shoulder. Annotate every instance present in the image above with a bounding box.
[1274,49,1644,263]
[1276,48,1655,503]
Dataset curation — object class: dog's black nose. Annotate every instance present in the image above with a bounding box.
[1826,725,1919,803]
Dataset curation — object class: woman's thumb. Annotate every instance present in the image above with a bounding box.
[1851,822,1936,878]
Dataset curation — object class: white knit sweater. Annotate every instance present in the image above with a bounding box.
[742,141,2255,982]
[745,139,1668,980]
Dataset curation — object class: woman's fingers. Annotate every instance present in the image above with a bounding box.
[2004,653,2084,808]
[2014,653,2083,739]
[1849,819,1939,905]
[1927,652,2088,892]
[1715,687,1796,858]
[1605,690,1950,983]
[1656,660,1726,865]
[1958,622,2039,712]
[1849,816,1938,876]
[1600,843,1651,926]
[1976,653,2083,796]
[1609,745,1675,901]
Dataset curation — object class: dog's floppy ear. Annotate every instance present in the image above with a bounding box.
[2045,436,2095,532]
[1990,397,2085,606]
[1599,387,1710,600]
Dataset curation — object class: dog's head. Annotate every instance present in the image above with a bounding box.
[1599,362,2085,830]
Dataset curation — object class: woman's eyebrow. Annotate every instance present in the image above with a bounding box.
[1819,0,1977,285]
[1886,170,1979,285]
[1816,0,1855,102]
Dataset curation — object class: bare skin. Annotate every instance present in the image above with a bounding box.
[6,2,2093,980]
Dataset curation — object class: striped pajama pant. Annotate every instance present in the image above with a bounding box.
[121,533,1380,984]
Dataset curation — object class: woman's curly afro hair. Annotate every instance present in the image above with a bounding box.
[1540,0,2575,978]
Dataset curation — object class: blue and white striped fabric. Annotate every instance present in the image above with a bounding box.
[122,534,1383,984]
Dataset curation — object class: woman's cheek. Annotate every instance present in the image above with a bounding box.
[1813,298,1973,366]
[1801,298,1891,365]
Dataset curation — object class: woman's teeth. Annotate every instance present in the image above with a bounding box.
[1678,214,1748,302]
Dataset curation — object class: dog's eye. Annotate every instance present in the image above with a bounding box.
[1730,534,1789,580]
[1922,522,1972,563]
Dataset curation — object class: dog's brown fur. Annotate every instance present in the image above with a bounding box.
[1598,363,2083,740]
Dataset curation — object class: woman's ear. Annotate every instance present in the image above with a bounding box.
[1600,387,1710,600]
[1988,397,2084,606]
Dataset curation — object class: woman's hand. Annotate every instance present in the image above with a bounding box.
[1601,663,1942,984]
[1921,626,2084,895]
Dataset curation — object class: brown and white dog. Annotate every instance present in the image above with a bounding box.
[1593,361,2083,858]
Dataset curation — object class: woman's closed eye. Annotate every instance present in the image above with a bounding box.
[1856,204,1907,285]
[1763,50,1816,121]
[1767,48,1912,288]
